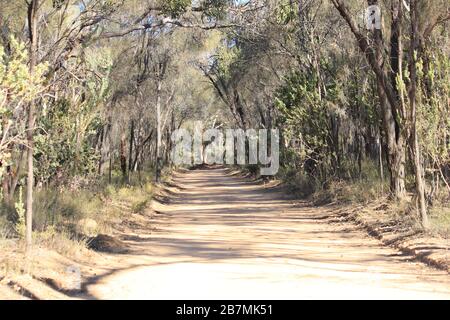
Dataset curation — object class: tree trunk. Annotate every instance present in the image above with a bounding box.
[133,130,154,172]
[155,78,162,183]
[409,0,429,227]
[128,120,135,182]
[331,0,408,198]
[98,123,112,176]
[378,132,384,189]
[26,0,39,252]
[372,1,406,198]
[120,131,127,183]
[109,153,113,184]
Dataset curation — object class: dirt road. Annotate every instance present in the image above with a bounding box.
[87,167,450,299]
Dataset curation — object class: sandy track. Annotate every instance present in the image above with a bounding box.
[87,167,450,299]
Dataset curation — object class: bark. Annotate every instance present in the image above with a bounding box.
[233,88,248,130]
[409,0,429,227]
[133,130,154,172]
[372,0,406,198]
[120,131,127,182]
[378,132,384,187]
[201,66,247,130]
[128,120,135,182]
[155,78,162,182]
[390,0,406,119]
[331,0,407,199]
[109,153,113,184]
[165,112,174,164]
[99,124,112,176]
[26,0,39,252]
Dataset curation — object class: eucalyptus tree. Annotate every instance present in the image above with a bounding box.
[0,0,257,247]
[330,0,450,225]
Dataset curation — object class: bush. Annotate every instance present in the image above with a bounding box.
[429,206,450,238]
[132,200,149,214]
[278,166,316,197]
[0,169,155,258]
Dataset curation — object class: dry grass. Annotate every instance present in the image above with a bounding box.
[0,230,90,278]
[429,206,450,238]
[311,177,388,205]
[0,171,155,286]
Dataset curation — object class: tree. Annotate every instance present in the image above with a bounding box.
[26,0,39,251]
[330,0,407,199]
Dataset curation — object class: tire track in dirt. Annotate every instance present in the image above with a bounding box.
[86,167,450,299]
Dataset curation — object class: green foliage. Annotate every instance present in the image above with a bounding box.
[132,199,149,214]
[34,47,112,185]
[216,43,241,80]
[275,71,335,171]
[34,97,100,184]
[0,37,48,101]
[276,0,297,25]
[161,0,191,18]
[160,0,230,19]
[417,49,450,168]
[278,166,316,197]
[0,37,48,179]
[201,0,230,19]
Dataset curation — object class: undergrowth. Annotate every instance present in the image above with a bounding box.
[0,170,156,275]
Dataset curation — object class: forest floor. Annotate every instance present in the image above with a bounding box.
[1,166,449,299]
